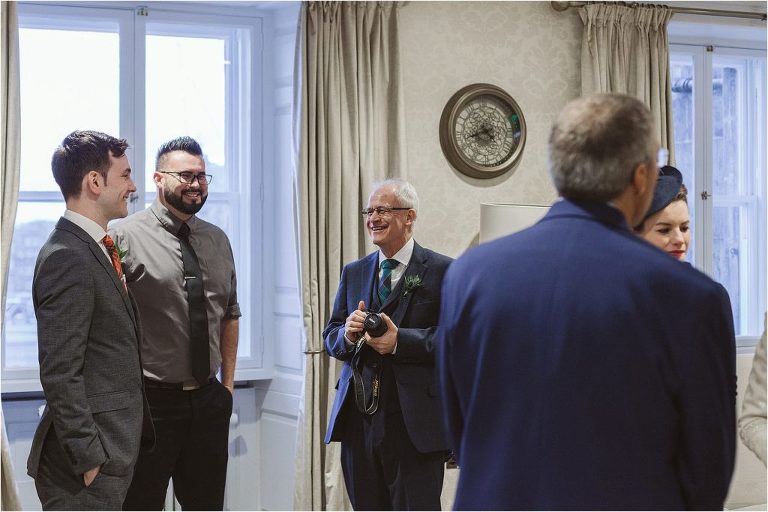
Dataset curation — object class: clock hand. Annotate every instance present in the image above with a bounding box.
[468,126,492,139]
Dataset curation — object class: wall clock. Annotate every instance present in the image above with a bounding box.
[439,83,526,179]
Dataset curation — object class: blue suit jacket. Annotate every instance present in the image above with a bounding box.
[324,242,452,453]
[437,199,736,510]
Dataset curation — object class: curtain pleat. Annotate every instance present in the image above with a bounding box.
[1,1,23,510]
[580,3,675,163]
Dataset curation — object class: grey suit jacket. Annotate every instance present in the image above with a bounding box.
[27,217,149,481]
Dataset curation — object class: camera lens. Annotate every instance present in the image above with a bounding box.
[363,312,388,338]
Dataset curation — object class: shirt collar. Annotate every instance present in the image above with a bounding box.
[378,237,414,269]
[63,209,107,245]
[150,198,198,236]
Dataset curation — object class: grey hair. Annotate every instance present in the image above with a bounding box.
[373,178,419,213]
[548,94,657,202]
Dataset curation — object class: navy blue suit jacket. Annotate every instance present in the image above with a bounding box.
[324,242,452,453]
[437,199,736,510]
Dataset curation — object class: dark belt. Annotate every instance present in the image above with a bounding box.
[144,377,216,391]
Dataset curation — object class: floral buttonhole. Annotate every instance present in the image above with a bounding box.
[403,275,423,297]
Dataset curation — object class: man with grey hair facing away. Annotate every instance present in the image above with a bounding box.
[324,178,453,510]
[437,94,736,510]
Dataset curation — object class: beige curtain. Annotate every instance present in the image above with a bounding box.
[1,408,21,511]
[580,3,675,162]
[1,1,22,510]
[292,1,406,509]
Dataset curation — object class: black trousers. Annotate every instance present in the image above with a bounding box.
[122,380,233,511]
[339,401,445,511]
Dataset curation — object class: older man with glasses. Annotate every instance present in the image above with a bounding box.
[324,178,453,510]
[110,136,240,510]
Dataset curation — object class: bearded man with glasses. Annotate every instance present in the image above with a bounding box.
[110,136,240,510]
[324,178,453,510]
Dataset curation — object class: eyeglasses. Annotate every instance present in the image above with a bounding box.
[160,171,213,185]
[657,148,669,168]
[361,206,411,217]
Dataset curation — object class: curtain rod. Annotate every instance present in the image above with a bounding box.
[551,1,767,21]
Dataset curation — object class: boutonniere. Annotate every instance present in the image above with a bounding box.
[403,275,423,297]
[117,244,128,260]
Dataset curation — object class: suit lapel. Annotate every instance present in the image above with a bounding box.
[88,242,137,326]
[57,218,137,327]
[361,251,378,311]
[384,243,429,325]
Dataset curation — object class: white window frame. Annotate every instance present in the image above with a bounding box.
[3,1,273,392]
[669,21,767,351]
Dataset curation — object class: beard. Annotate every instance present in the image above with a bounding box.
[164,187,207,215]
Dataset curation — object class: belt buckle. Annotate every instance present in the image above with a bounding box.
[182,381,201,391]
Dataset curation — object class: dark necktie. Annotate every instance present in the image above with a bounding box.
[102,235,126,291]
[378,259,397,304]
[178,222,211,386]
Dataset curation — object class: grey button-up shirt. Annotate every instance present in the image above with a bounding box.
[109,199,241,383]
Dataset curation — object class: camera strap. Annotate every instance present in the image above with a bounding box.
[351,339,381,415]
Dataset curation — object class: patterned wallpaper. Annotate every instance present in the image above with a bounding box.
[398,1,582,258]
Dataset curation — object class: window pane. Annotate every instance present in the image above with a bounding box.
[711,55,766,336]
[712,59,743,197]
[196,198,234,236]
[145,27,229,191]
[4,203,65,369]
[19,26,119,192]
[712,204,743,329]
[670,54,697,262]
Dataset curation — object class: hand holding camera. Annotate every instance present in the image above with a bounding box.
[363,311,397,355]
[344,300,368,343]
[362,311,388,337]
[344,300,397,354]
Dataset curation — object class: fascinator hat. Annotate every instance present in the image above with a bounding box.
[642,165,684,223]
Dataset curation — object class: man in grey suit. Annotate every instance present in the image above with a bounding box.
[27,130,152,510]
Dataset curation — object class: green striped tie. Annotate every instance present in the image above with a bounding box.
[378,259,397,304]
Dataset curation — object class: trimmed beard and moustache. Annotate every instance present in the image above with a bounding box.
[164,186,207,215]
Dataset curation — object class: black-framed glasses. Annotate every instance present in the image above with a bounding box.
[361,206,411,217]
[160,171,213,185]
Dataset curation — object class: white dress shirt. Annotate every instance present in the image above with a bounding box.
[63,209,109,260]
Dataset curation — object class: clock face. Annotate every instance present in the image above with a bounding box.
[454,94,523,168]
[439,84,526,179]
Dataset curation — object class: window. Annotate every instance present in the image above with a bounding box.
[3,3,267,390]
[141,13,258,361]
[669,30,766,341]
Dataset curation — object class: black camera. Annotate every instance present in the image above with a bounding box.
[362,312,388,338]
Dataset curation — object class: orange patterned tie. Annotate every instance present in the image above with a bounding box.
[102,235,126,289]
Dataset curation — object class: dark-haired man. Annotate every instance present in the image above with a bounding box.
[27,130,150,510]
[111,136,240,510]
